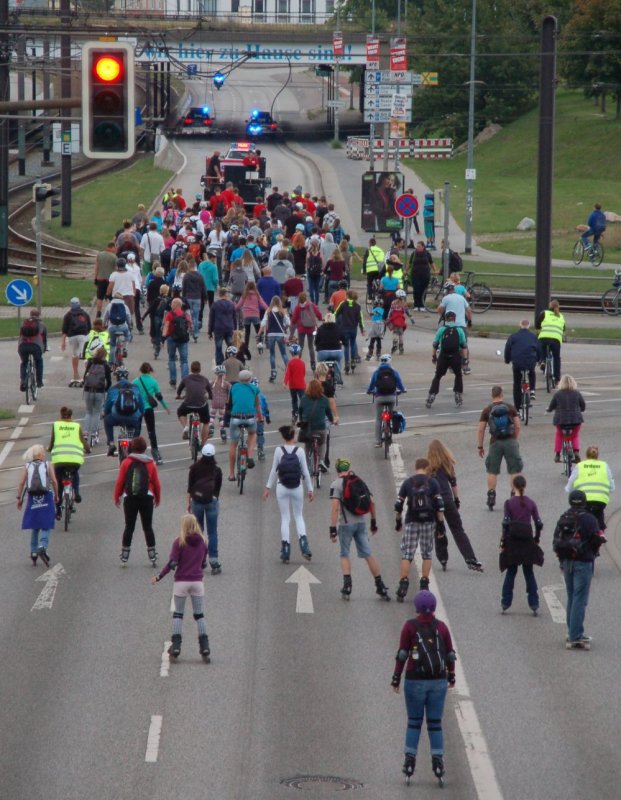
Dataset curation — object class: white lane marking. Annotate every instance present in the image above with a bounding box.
[579,391,600,396]
[542,584,566,624]
[145,715,163,763]
[10,418,29,440]
[285,565,321,614]
[0,441,15,467]
[31,563,67,611]
[160,642,171,677]
[50,356,63,362]
[390,442,503,800]
[18,405,34,414]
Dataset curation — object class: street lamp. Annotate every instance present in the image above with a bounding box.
[464,0,476,254]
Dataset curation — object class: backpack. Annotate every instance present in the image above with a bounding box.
[21,318,39,338]
[391,410,406,434]
[375,366,397,395]
[488,403,514,440]
[307,254,322,278]
[299,304,318,328]
[553,510,585,560]
[123,459,150,497]
[115,386,138,416]
[27,461,50,495]
[190,472,216,503]
[160,246,171,271]
[84,362,106,392]
[449,250,463,272]
[170,311,190,343]
[407,477,435,522]
[68,309,89,336]
[409,619,447,679]
[440,326,461,355]
[109,302,127,325]
[341,474,372,516]
[276,446,302,489]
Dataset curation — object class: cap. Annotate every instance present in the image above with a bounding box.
[201,443,215,457]
[414,590,437,614]
[335,457,351,473]
[569,489,587,507]
[126,252,136,261]
[70,297,80,306]
[239,369,252,382]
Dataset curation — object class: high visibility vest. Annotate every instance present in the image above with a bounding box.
[51,421,85,466]
[538,310,565,343]
[85,330,110,360]
[573,459,611,505]
[391,266,404,286]
[365,246,384,274]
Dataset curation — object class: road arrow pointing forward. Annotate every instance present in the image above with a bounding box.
[31,563,66,611]
[285,565,321,614]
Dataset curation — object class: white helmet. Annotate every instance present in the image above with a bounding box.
[396,289,406,299]
[380,354,392,364]
[225,346,238,357]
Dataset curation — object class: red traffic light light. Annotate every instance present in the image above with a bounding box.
[94,55,122,83]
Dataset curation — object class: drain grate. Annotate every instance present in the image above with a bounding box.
[280,775,364,791]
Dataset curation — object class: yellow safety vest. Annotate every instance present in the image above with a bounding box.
[572,459,611,505]
[84,330,110,360]
[365,246,384,274]
[391,266,404,286]
[538,310,565,343]
[51,421,85,466]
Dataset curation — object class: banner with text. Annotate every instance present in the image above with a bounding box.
[366,35,380,70]
[390,37,407,72]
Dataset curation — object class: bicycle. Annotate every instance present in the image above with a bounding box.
[306,433,323,490]
[236,423,250,495]
[113,333,127,374]
[89,429,99,449]
[58,466,76,532]
[24,352,38,405]
[423,271,493,314]
[600,271,621,316]
[188,411,201,463]
[519,369,531,426]
[380,401,393,459]
[543,347,556,394]
[572,237,604,267]
[560,426,576,479]
[365,277,382,314]
[117,425,133,465]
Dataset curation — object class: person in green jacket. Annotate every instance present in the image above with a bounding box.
[199,250,220,307]
[134,362,170,464]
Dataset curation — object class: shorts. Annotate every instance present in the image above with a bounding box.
[229,416,257,441]
[68,335,87,357]
[400,521,435,561]
[177,402,210,423]
[173,580,204,597]
[96,279,109,300]
[338,521,372,559]
[485,438,523,476]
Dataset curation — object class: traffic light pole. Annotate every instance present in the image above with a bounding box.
[35,186,42,311]
[60,0,72,226]
[0,0,9,274]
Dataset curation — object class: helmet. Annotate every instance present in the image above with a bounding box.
[187,236,196,243]
[230,224,239,232]
[338,279,348,289]
[250,377,260,386]
[414,590,437,614]
[444,281,455,291]
[289,343,301,355]
[569,489,587,507]
[195,193,202,200]
[213,365,226,375]
[380,354,392,364]
[225,346,238,357]
[396,289,406,298]
[115,367,129,380]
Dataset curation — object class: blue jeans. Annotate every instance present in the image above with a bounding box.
[167,338,189,383]
[502,563,539,610]
[307,275,321,304]
[268,334,288,372]
[214,331,233,365]
[30,529,51,553]
[341,329,358,364]
[186,298,201,338]
[317,349,343,369]
[191,498,219,562]
[581,227,603,246]
[256,419,265,449]
[403,679,448,756]
[108,323,130,353]
[103,413,142,445]
[290,388,304,416]
[563,559,594,642]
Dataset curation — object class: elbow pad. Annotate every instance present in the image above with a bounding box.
[168,560,178,572]
[535,519,543,532]
[396,648,409,663]
[446,650,457,664]
[394,498,404,514]
[434,496,445,513]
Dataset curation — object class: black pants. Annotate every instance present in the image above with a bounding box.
[122,495,155,548]
[411,274,430,308]
[586,500,607,531]
[143,407,158,448]
[429,352,463,395]
[18,343,43,384]
[512,366,536,410]
[435,497,477,564]
[539,338,561,382]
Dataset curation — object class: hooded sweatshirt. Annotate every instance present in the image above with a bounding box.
[113,452,161,504]
[157,532,208,582]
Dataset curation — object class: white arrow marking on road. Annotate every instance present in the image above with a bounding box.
[542,584,567,624]
[285,565,321,614]
[31,563,66,611]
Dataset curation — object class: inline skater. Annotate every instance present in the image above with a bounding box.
[386,289,411,354]
[49,406,90,518]
[103,368,145,457]
[283,344,306,423]
[437,282,472,374]
[61,298,91,388]
[547,374,585,463]
[334,290,364,374]
[18,308,47,391]
[425,311,467,408]
[187,443,223,575]
[366,354,406,448]
[477,386,522,510]
[16,444,59,566]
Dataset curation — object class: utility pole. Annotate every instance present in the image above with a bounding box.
[60,0,72,226]
[41,38,52,165]
[464,0,476,254]
[17,37,25,176]
[0,0,9,274]
[334,4,340,143]
[442,181,450,279]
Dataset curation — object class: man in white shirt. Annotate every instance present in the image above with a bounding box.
[437,283,472,374]
[139,222,165,277]
[125,252,144,333]
[107,258,137,314]
[268,234,285,267]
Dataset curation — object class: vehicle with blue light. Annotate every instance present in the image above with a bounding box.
[178,106,214,135]
[245,110,279,138]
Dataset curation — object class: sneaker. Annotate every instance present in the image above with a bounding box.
[182,427,189,440]
[120,548,130,566]
[425,394,436,409]
[365,354,372,361]
[319,460,328,473]
[220,428,227,442]
[37,547,50,567]
[454,392,463,407]
[19,383,26,392]
[374,442,382,448]
[107,444,117,457]
[574,452,581,463]
[148,548,158,567]
[530,391,536,400]
[55,508,62,520]
[30,552,38,566]
[391,342,398,354]
[247,457,255,469]
[463,364,472,375]
[169,380,176,387]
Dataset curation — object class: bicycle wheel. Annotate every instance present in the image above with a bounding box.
[601,287,620,316]
[469,283,493,313]
[24,364,32,405]
[29,360,38,402]
[563,447,573,479]
[63,492,71,532]
[191,432,200,463]
[522,392,530,426]
[590,242,604,267]
[314,448,322,490]
[423,286,442,313]
[572,240,584,266]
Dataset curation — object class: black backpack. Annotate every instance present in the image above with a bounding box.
[276,447,302,489]
[488,403,514,440]
[307,253,322,278]
[407,477,435,522]
[440,326,460,355]
[553,509,585,560]
[215,199,226,218]
[340,474,372,516]
[68,309,89,336]
[170,312,190,343]
[409,619,447,679]
[375,366,397,395]
[115,386,138,416]
[123,459,150,497]
[84,362,106,393]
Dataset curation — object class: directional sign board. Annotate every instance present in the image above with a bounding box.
[5,278,33,306]
[366,96,413,111]
[365,70,420,84]
[326,99,346,109]
[364,110,392,123]
[395,193,419,219]
[364,84,413,98]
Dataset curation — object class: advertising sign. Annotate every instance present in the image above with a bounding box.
[361,171,404,233]
[390,37,407,72]
[366,35,380,70]
[333,32,344,58]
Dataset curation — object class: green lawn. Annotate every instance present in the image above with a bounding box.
[0,275,94,307]
[46,157,174,248]
[0,317,63,338]
[406,90,621,262]
[474,324,621,341]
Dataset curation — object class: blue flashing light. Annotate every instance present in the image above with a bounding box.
[202,106,210,114]
[213,71,225,90]
[251,109,259,117]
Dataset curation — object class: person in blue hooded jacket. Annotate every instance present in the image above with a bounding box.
[103,367,145,457]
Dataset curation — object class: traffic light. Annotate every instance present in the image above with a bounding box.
[213,71,225,90]
[33,183,61,220]
[82,41,135,159]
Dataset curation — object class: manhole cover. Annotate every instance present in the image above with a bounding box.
[280,775,364,791]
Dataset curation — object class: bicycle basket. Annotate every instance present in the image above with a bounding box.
[391,410,406,434]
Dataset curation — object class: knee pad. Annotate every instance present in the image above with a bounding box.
[193,612,204,621]
[172,612,184,620]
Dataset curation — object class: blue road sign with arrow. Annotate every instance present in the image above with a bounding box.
[5,279,34,306]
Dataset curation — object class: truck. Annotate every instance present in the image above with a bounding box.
[201,142,271,214]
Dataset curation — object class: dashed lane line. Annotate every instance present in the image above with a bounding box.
[145,715,162,763]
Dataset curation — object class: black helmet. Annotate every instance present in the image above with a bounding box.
[568,489,587,507]
[338,279,348,289]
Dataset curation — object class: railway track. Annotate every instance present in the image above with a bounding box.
[486,290,603,314]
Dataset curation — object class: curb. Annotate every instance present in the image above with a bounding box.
[603,508,621,575]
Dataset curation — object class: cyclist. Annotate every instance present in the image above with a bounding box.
[49,406,90,518]
[504,319,541,410]
[103,367,145,457]
[298,378,334,472]
[565,444,614,534]
[437,283,472,374]
[226,370,263,481]
[103,292,132,360]
[283,343,306,423]
[580,202,607,249]
[18,308,47,391]
[82,347,113,446]
[366,354,406,448]
[546,374,585,464]
[223,345,243,385]
[328,279,348,312]
[176,360,212,445]
[362,237,384,297]
[16,444,59,567]
[187,443,223,574]
[315,312,343,372]
[134,362,169,464]
[250,377,270,461]
[426,311,467,409]
[82,318,110,362]
[536,299,565,385]
[61,298,91,388]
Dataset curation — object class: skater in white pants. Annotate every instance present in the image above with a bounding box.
[263,425,314,564]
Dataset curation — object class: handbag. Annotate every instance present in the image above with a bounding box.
[297,400,317,443]
[139,376,159,408]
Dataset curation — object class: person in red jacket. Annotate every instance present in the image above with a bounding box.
[114,436,161,567]
[283,343,307,422]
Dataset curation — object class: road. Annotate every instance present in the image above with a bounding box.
[1,70,621,800]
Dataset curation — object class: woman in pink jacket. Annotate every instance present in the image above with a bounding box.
[235,281,267,350]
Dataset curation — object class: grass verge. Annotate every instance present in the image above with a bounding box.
[0,275,94,307]
[0,318,63,338]
[0,409,16,419]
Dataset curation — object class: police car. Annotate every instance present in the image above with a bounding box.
[179,106,214,135]
[245,110,279,137]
